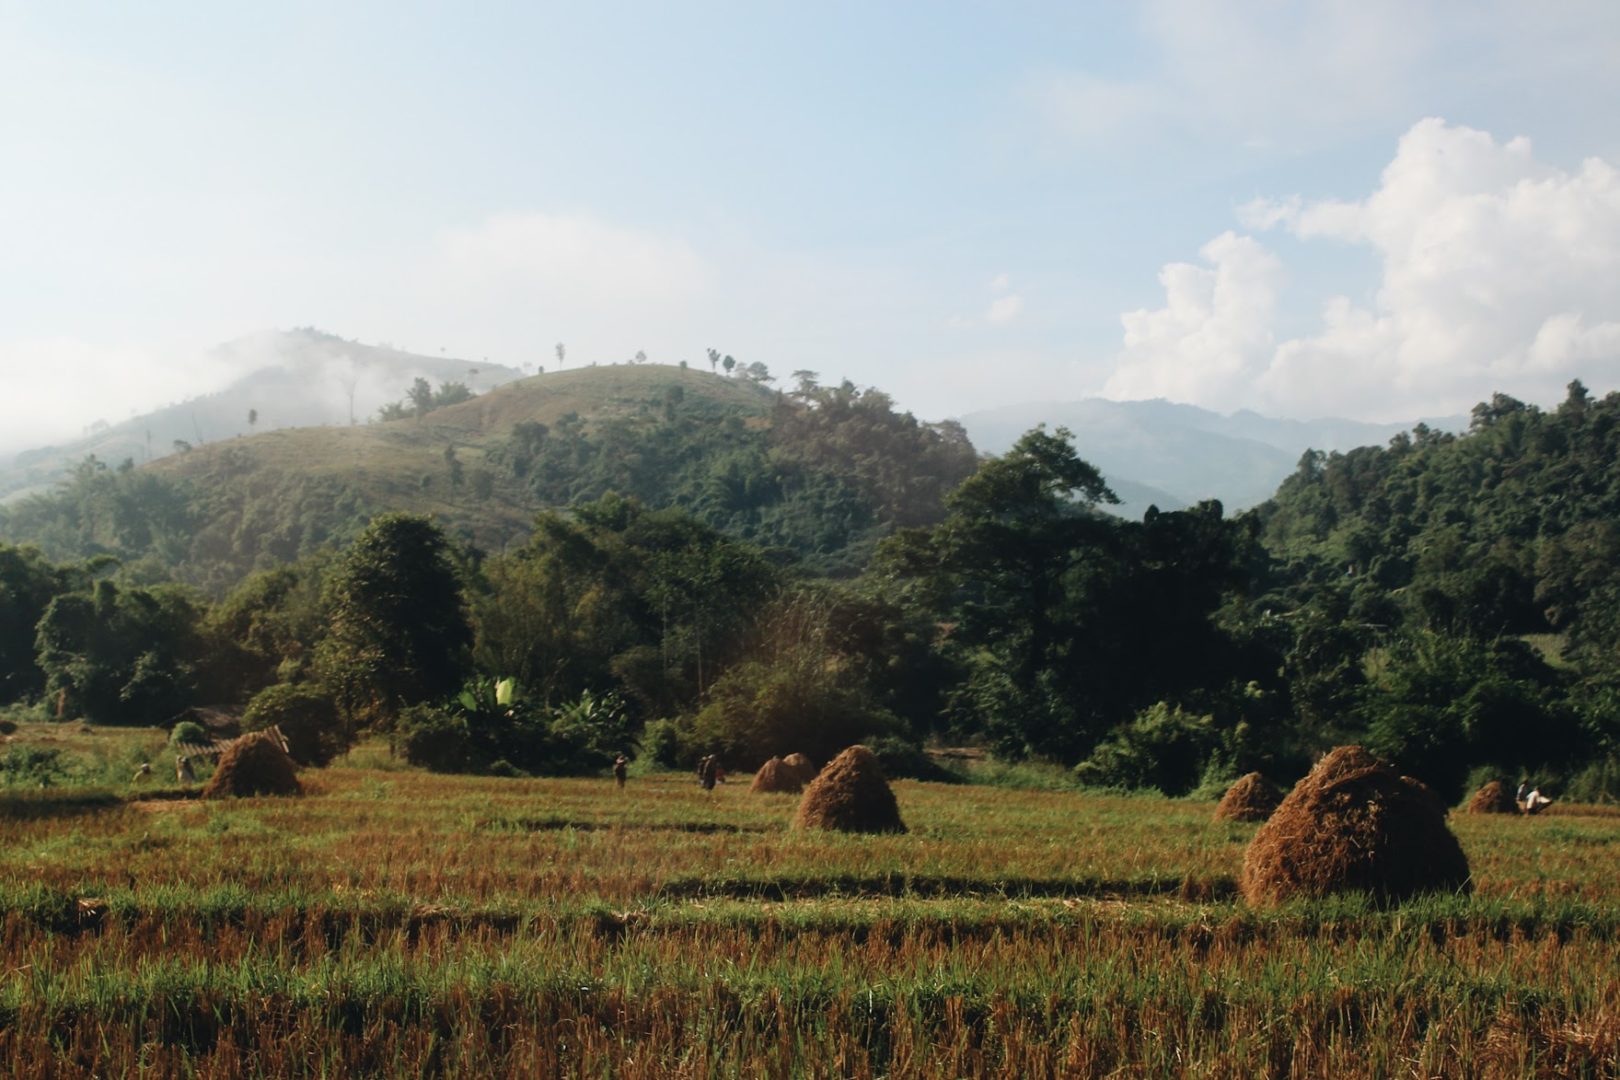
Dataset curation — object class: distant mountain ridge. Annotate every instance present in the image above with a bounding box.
[956,398,1468,518]
[1,329,523,501]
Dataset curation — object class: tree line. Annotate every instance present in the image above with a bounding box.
[4,379,1620,799]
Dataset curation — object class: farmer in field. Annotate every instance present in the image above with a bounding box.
[698,754,719,791]
[1516,779,1530,804]
[1523,785,1553,815]
[613,754,628,788]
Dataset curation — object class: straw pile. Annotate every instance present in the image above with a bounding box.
[792,745,905,834]
[1240,745,1469,907]
[1465,780,1520,815]
[750,756,804,794]
[1214,772,1284,822]
[201,731,301,799]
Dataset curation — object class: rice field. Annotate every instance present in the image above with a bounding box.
[2,732,1619,1077]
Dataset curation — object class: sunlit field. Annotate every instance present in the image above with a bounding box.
[3,731,1619,1077]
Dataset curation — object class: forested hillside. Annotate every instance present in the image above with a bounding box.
[1259,381,1620,651]
[0,365,977,592]
[5,374,1620,806]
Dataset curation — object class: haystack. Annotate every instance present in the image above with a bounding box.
[1240,745,1469,907]
[792,745,905,834]
[750,756,804,794]
[1466,779,1520,815]
[1214,772,1283,822]
[782,752,817,785]
[201,731,301,799]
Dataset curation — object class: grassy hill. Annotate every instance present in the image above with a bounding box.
[0,362,973,591]
[148,363,775,559]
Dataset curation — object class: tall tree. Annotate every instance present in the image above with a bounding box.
[315,514,473,730]
[34,579,204,725]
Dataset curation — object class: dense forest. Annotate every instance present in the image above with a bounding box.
[3,370,1620,802]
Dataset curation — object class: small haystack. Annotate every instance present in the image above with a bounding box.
[1240,745,1469,907]
[792,745,905,834]
[750,756,804,794]
[1467,779,1519,815]
[782,752,818,785]
[201,731,301,800]
[1214,772,1284,822]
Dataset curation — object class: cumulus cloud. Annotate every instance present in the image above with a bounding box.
[1103,119,1620,419]
[1103,231,1280,410]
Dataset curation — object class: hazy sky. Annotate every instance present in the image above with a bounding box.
[3,1,1619,451]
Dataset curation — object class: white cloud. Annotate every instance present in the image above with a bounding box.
[986,294,1025,324]
[1103,231,1280,409]
[1102,119,1620,419]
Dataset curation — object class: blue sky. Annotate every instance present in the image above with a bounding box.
[3,1,1619,449]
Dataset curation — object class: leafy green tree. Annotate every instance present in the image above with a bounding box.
[315,514,473,730]
[34,579,204,725]
[0,544,80,705]
[1364,631,1576,802]
[1073,701,1220,795]
[407,378,435,417]
[196,563,326,704]
[471,495,778,717]
[242,682,349,766]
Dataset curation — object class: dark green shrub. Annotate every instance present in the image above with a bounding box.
[641,719,683,768]
[242,684,349,767]
[399,703,478,773]
[546,690,638,774]
[685,659,900,770]
[1073,702,1221,796]
[865,735,962,783]
[1,747,76,788]
[169,720,210,747]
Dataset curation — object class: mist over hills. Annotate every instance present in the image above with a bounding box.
[956,399,1469,518]
[0,329,523,501]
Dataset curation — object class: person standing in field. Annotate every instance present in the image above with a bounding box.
[613,754,628,789]
[699,754,719,791]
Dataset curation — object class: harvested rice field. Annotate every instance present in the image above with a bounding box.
[3,743,1620,1076]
